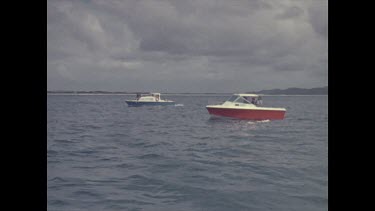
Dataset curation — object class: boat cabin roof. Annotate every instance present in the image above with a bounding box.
[136,92,160,96]
[234,93,260,97]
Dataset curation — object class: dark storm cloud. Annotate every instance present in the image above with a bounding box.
[48,0,328,92]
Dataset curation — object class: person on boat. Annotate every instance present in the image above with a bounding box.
[251,97,257,104]
[257,96,263,105]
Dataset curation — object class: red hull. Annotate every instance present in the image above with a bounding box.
[206,107,285,120]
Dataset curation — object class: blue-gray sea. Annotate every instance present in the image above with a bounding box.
[47,95,328,211]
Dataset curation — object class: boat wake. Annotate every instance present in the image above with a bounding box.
[247,120,270,124]
[257,120,270,123]
[174,104,184,107]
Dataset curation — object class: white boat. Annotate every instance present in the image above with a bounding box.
[125,93,175,106]
[206,94,286,120]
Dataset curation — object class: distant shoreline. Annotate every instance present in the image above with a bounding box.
[47,86,328,96]
[47,92,327,96]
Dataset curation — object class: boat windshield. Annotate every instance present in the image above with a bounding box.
[236,97,251,104]
[227,95,239,102]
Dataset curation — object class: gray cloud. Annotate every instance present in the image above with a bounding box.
[48,0,327,92]
[307,0,328,38]
[276,6,304,19]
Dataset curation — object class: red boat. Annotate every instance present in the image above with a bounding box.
[206,94,286,120]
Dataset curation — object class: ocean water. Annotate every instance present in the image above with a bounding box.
[47,95,328,211]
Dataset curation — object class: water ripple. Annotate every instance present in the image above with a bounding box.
[48,95,328,211]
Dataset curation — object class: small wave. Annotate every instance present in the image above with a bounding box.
[49,199,68,206]
[76,150,97,155]
[47,149,58,155]
[47,160,60,164]
[297,118,311,121]
[73,190,101,198]
[115,163,133,168]
[174,104,184,106]
[138,153,163,159]
[127,174,148,180]
[54,139,74,143]
[49,177,67,182]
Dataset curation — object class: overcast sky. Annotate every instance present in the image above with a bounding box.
[47,0,327,93]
